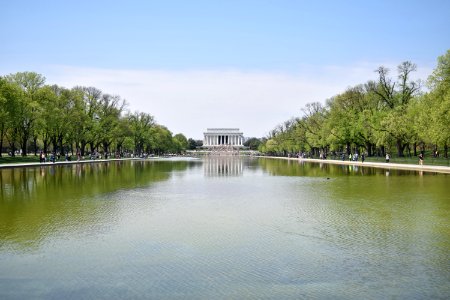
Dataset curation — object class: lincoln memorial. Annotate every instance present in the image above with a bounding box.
[203,128,244,147]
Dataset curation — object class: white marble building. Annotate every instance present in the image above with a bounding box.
[203,128,244,147]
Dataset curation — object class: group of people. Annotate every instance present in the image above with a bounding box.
[39,151,72,163]
[386,152,425,165]
[342,152,365,163]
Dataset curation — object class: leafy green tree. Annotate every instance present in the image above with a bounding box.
[35,85,58,154]
[72,86,102,156]
[172,133,188,153]
[324,86,371,154]
[148,125,173,155]
[5,72,46,156]
[298,102,327,156]
[421,50,450,157]
[0,77,22,156]
[244,137,262,150]
[129,112,154,155]
[369,62,421,156]
[187,138,198,150]
[96,94,126,155]
[114,116,133,155]
[36,85,80,155]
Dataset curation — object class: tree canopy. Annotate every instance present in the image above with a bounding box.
[0,72,190,157]
[259,51,450,159]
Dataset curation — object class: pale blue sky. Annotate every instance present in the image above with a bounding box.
[1,1,449,138]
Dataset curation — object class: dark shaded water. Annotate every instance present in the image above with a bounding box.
[0,157,449,299]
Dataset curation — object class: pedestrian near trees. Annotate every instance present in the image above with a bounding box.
[419,153,424,165]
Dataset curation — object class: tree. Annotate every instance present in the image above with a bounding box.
[421,50,450,157]
[244,137,262,150]
[149,125,173,155]
[35,85,59,154]
[5,72,46,156]
[324,86,371,154]
[299,102,327,156]
[0,77,22,156]
[72,86,102,156]
[114,116,133,155]
[172,133,189,153]
[129,112,154,155]
[369,62,421,156]
[96,94,126,155]
[187,138,198,150]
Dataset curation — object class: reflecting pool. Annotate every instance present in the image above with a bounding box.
[0,157,449,299]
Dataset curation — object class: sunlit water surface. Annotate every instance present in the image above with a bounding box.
[0,157,449,299]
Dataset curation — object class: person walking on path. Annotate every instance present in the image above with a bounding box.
[419,153,424,165]
[361,153,365,163]
[386,153,390,163]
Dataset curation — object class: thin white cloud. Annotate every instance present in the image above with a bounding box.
[38,63,432,139]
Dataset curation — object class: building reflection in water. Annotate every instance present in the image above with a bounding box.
[203,156,244,177]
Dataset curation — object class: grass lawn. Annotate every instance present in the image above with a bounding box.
[0,154,76,164]
[0,155,41,164]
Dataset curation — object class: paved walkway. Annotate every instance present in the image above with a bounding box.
[1,156,450,174]
[263,156,450,174]
[0,158,143,169]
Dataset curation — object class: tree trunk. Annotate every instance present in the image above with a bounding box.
[0,134,3,158]
[103,141,109,157]
[21,135,28,157]
[33,135,38,156]
[444,143,448,159]
[0,124,4,157]
[365,143,370,156]
[58,135,64,155]
[43,140,48,155]
[52,137,58,154]
[80,140,87,156]
[396,139,404,157]
[9,140,16,157]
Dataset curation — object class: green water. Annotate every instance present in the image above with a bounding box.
[0,157,449,299]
